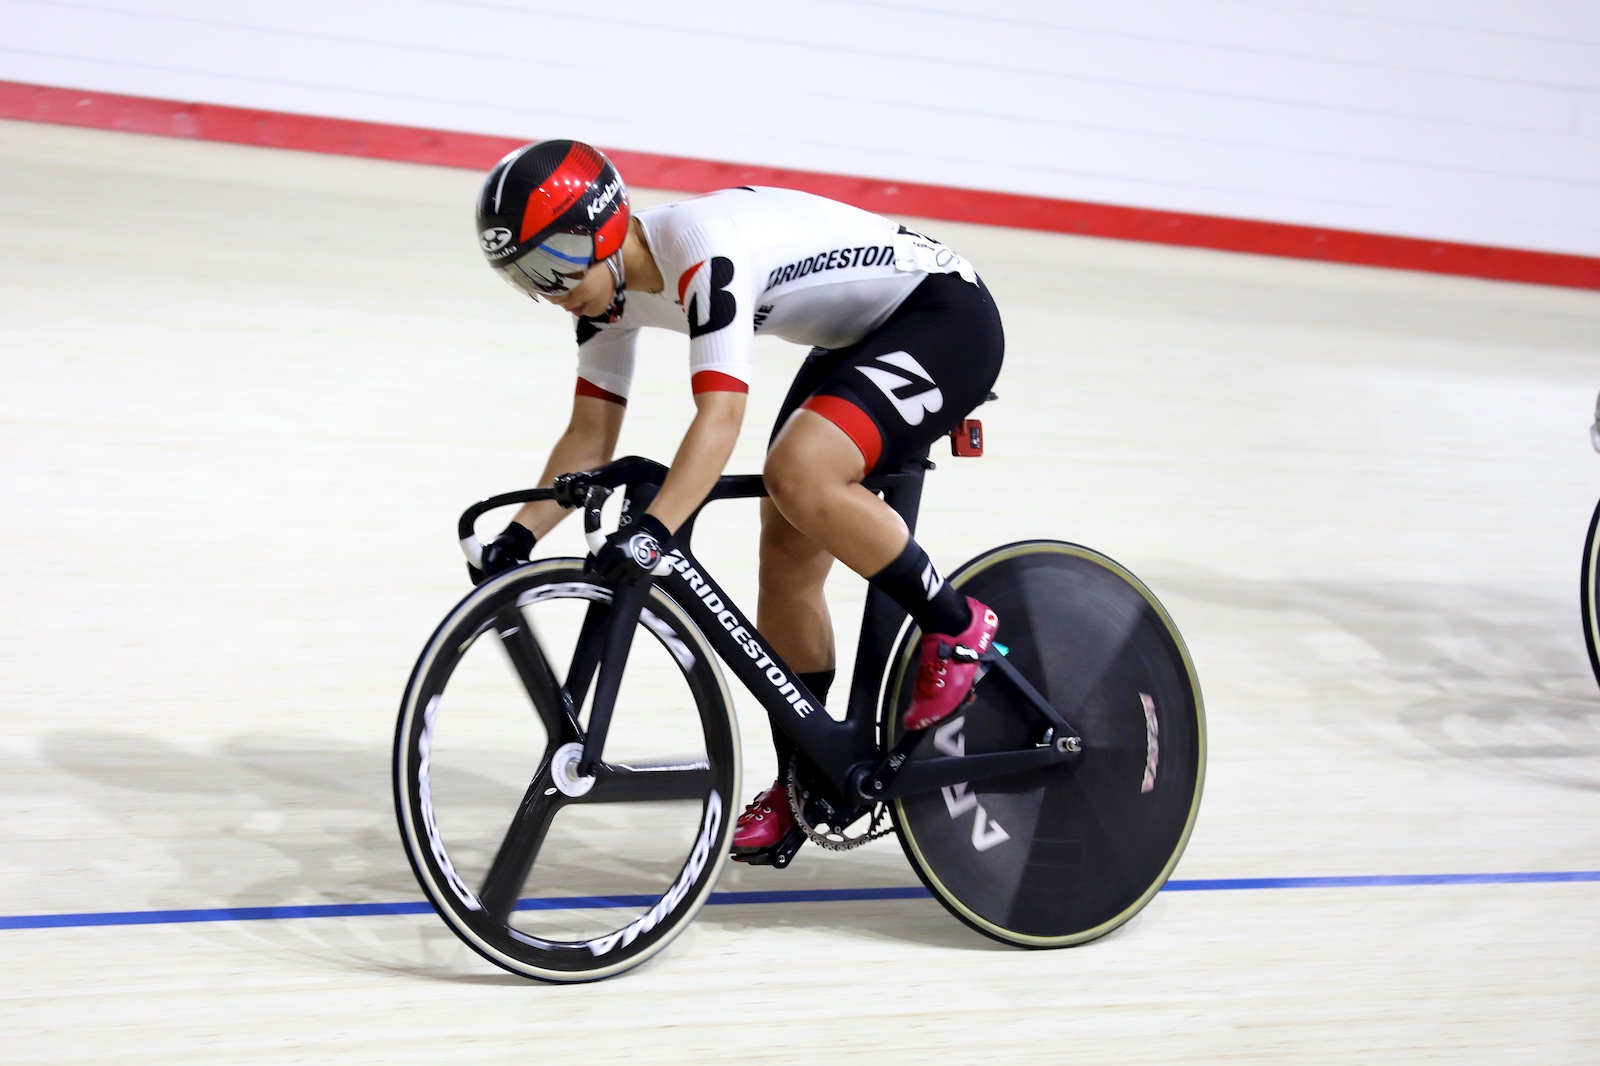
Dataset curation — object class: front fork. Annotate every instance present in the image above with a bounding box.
[575,580,649,776]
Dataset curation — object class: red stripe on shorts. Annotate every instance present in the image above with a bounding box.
[800,394,882,472]
[575,377,626,406]
[691,370,749,395]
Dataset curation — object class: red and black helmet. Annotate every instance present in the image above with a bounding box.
[476,139,630,298]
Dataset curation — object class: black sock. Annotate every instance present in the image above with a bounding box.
[769,669,834,781]
[869,539,971,636]
[798,669,836,706]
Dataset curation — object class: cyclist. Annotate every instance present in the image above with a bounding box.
[470,140,1004,859]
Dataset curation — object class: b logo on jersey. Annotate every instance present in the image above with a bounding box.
[858,351,944,426]
[678,257,738,339]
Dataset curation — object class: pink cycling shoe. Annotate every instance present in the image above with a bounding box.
[730,779,795,852]
[903,597,999,730]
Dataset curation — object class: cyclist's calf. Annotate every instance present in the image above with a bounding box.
[756,499,835,675]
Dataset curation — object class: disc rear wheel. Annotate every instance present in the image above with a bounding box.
[882,540,1205,947]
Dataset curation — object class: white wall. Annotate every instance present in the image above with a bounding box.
[4,0,1598,256]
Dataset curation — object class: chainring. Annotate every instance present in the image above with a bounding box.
[785,755,892,851]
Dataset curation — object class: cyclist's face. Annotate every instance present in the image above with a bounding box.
[545,262,615,317]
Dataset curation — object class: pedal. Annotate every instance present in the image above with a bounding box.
[957,682,982,713]
[951,657,998,715]
[968,640,1009,689]
[730,825,807,869]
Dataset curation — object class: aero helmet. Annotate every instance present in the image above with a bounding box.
[476,139,630,300]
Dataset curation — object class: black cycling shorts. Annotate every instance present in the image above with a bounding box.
[769,271,1004,474]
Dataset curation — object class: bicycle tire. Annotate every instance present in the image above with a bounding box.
[1583,498,1600,692]
[881,540,1205,948]
[394,559,740,982]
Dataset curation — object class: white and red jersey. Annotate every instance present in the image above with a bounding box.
[572,186,977,403]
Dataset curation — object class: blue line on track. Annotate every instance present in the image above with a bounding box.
[2,872,1595,931]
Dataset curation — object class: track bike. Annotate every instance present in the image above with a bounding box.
[393,433,1206,982]
[1583,391,1600,691]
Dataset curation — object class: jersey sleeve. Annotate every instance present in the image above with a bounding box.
[668,221,756,396]
[573,314,638,405]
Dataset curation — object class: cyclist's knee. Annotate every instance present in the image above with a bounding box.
[764,467,826,534]
[762,449,811,518]
[764,417,859,520]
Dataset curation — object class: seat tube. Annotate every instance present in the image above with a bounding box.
[879,465,927,536]
[844,460,928,748]
[844,586,908,748]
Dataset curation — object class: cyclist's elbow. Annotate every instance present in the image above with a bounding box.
[694,389,747,435]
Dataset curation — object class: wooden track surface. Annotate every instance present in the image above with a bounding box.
[1,120,1597,1062]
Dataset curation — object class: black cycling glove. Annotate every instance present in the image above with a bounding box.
[593,514,671,586]
[470,521,537,585]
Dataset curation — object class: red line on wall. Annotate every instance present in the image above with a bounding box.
[3,79,1597,291]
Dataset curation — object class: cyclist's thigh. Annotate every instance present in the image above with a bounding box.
[786,272,1005,475]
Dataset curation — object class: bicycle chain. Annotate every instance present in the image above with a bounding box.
[785,755,894,851]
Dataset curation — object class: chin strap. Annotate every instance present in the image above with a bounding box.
[599,252,627,323]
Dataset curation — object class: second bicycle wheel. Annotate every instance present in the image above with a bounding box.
[882,540,1204,947]
[394,560,740,981]
[1583,497,1600,692]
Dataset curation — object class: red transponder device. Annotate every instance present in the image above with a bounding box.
[949,418,984,456]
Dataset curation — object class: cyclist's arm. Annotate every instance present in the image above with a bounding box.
[645,222,757,533]
[646,389,747,532]
[508,393,626,536]
[505,313,638,535]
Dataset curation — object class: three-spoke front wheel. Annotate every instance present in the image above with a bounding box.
[393,561,740,982]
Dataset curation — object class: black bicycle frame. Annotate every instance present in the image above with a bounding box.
[461,455,1080,807]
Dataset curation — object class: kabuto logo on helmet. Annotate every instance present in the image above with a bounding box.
[587,179,622,221]
[479,227,513,253]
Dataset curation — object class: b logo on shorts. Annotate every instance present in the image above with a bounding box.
[858,351,944,426]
